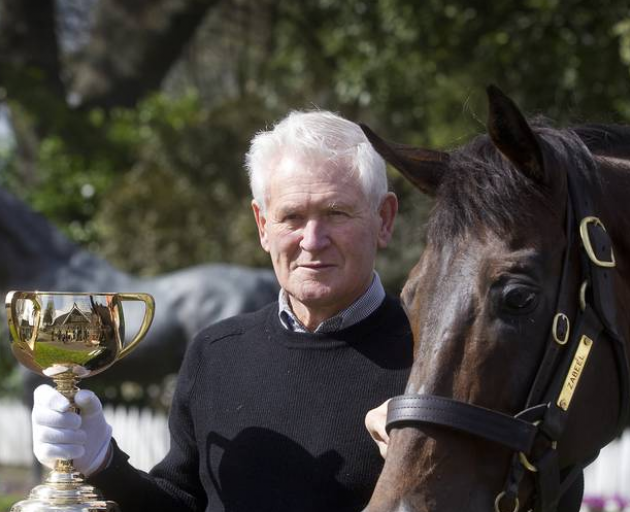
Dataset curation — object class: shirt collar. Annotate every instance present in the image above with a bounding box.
[277,272,386,333]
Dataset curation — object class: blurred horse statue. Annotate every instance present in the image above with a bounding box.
[360,86,630,512]
[0,187,279,400]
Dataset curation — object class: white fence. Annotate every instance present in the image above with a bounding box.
[0,398,628,499]
[0,399,169,472]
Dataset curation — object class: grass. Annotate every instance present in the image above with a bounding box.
[0,494,20,512]
[0,465,30,512]
[33,342,103,369]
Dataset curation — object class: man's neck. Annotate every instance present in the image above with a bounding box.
[289,299,347,332]
[287,282,373,332]
[278,273,384,333]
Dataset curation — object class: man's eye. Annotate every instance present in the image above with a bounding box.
[328,210,348,217]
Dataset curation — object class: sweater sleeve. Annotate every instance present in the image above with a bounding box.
[88,340,206,512]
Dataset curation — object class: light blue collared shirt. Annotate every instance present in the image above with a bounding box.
[277,272,386,333]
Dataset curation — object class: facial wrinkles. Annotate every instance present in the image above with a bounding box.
[273,201,374,267]
[270,182,358,239]
[268,156,358,204]
[268,180,371,230]
[261,159,383,326]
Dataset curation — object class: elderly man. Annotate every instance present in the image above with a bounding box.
[31,111,412,512]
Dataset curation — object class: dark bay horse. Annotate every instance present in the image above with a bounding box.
[361,86,630,512]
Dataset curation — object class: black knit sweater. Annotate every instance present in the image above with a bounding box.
[90,297,412,512]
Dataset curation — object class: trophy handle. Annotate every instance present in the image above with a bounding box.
[6,291,41,350]
[115,293,155,360]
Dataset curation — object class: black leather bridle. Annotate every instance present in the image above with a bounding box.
[386,138,630,512]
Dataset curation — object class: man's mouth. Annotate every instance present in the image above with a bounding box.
[298,263,334,270]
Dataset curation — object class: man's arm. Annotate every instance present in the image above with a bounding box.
[90,342,207,511]
[32,338,208,512]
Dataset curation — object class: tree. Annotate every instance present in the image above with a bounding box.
[0,0,219,117]
[43,300,55,325]
[1,0,630,289]
[1,0,630,400]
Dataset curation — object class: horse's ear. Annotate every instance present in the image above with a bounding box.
[360,123,447,196]
[486,85,545,183]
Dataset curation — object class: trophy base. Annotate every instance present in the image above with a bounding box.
[10,499,119,512]
[10,468,120,512]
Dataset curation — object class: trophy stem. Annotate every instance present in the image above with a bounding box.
[8,372,120,512]
[53,373,80,477]
[54,374,79,404]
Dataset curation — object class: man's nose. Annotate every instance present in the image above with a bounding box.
[299,219,330,252]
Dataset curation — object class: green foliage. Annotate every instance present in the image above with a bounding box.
[1,0,630,400]
[32,136,115,244]
[0,308,20,398]
[3,91,274,275]
[0,338,21,398]
[92,92,272,274]
[269,0,630,135]
[4,0,630,292]
[2,100,126,245]
[260,0,630,290]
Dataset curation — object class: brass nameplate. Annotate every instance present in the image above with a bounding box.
[557,335,593,411]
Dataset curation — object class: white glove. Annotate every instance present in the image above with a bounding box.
[32,384,113,476]
[365,399,391,459]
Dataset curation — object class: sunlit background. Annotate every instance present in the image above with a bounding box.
[1,0,630,509]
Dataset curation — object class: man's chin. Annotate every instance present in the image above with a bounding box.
[291,284,338,306]
[297,292,336,306]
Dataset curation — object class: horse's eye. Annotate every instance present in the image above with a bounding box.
[502,285,538,314]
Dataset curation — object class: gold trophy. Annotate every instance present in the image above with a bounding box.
[5,291,155,512]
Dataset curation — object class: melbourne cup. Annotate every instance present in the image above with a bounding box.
[5,291,155,512]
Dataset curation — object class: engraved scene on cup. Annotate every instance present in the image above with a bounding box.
[10,294,123,379]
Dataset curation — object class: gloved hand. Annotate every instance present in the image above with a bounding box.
[32,384,113,476]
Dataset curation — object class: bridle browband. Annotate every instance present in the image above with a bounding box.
[386,140,630,512]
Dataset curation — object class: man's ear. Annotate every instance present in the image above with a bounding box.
[252,200,270,253]
[376,193,398,249]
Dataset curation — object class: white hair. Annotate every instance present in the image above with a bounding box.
[245,110,387,211]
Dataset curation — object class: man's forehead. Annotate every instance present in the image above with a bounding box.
[262,155,370,210]
[269,158,361,189]
[265,182,370,215]
[274,198,354,212]
[274,154,355,178]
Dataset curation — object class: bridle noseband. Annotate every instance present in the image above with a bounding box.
[386,144,630,512]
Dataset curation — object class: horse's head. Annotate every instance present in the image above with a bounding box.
[362,86,630,512]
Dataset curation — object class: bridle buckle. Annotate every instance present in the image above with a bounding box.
[552,313,570,345]
[494,491,520,512]
[579,216,615,268]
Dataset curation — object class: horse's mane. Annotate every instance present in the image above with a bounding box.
[427,118,603,244]
[572,124,630,160]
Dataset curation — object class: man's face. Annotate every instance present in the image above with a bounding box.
[252,156,397,321]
